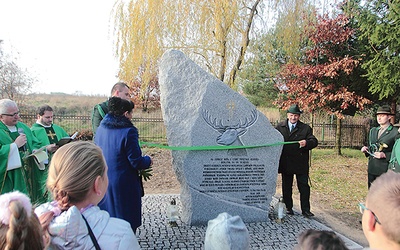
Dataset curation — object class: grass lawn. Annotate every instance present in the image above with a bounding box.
[308,148,368,227]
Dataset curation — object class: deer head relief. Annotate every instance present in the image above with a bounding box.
[202,108,258,146]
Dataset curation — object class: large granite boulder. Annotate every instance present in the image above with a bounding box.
[159,49,283,225]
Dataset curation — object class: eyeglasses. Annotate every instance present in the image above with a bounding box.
[1,111,19,117]
[358,203,381,225]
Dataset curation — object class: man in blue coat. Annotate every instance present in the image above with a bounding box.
[275,104,318,217]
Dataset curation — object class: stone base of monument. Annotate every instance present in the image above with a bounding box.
[159,49,284,225]
[138,195,364,250]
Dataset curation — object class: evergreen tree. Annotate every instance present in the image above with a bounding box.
[345,0,400,103]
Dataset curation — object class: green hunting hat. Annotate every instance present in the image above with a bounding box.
[376,105,394,115]
[287,104,303,114]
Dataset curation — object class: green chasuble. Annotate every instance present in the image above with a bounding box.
[0,121,43,204]
[31,123,69,203]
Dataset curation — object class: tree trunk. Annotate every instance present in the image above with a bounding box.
[309,111,314,167]
[335,117,342,155]
[227,0,261,88]
[391,100,397,124]
[218,40,227,82]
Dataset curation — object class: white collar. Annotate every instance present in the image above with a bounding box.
[36,121,52,128]
[6,125,17,132]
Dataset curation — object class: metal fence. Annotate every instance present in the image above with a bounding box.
[20,112,167,143]
[20,111,368,148]
[313,123,367,148]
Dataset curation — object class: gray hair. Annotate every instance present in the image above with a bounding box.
[0,99,17,114]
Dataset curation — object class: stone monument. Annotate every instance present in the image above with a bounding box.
[159,49,283,225]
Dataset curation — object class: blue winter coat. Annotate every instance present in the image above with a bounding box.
[95,114,151,231]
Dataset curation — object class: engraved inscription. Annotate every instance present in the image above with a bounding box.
[200,157,267,205]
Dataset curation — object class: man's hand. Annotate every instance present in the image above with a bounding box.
[373,151,386,159]
[298,140,307,148]
[14,134,27,148]
[46,144,59,153]
[361,146,368,153]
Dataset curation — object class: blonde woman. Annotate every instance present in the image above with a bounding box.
[35,141,140,250]
[0,191,44,250]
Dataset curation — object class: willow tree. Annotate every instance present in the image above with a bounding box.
[271,0,318,64]
[112,0,263,102]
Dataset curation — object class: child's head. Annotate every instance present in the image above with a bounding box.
[0,191,44,250]
[47,141,108,210]
[295,229,348,250]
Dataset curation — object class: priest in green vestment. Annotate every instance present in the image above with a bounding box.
[0,99,46,204]
[31,105,69,203]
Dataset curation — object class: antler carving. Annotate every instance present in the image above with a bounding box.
[233,109,258,129]
[202,108,259,146]
[202,110,228,133]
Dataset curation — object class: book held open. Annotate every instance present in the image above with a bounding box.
[56,132,78,147]
[24,146,48,170]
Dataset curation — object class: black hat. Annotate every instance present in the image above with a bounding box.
[287,104,303,114]
[376,105,394,115]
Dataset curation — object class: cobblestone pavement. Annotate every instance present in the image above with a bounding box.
[137,194,364,250]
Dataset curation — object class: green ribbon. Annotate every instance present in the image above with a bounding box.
[139,140,299,151]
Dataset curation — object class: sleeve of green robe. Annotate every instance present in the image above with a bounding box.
[53,124,69,139]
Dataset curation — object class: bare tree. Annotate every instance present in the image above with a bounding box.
[0,43,34,103]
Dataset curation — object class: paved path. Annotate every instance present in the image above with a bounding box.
[137,194,364,249]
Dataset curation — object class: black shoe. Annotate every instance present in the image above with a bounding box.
[286,209,294,215]
[302,211,315,217]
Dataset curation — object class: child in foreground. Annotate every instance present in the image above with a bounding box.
[35,141,140,250]
[0,191,44,250]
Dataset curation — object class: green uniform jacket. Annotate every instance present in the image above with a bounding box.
[31,123,69,203]
[388,132,400,172]
[91,100,108,135]
[0,121,42,203]
[367,124,399,176]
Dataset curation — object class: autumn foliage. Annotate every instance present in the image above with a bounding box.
[275,14,371,118]
[128,72,160,112]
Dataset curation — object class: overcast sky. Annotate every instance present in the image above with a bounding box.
[0,0,119,96]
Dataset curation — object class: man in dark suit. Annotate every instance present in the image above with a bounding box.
[275,104,318,217]
[361,105,398,188]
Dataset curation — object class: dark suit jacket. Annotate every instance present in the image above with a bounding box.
[276,120,318,175]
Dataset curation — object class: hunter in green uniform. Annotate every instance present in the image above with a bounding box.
[0,99,45,204]
[31,105,69,203]
[361,105,399,188]
[91,82,131,135]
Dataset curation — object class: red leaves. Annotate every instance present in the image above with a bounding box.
[306,14,354,60]
[275,14,370,117]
